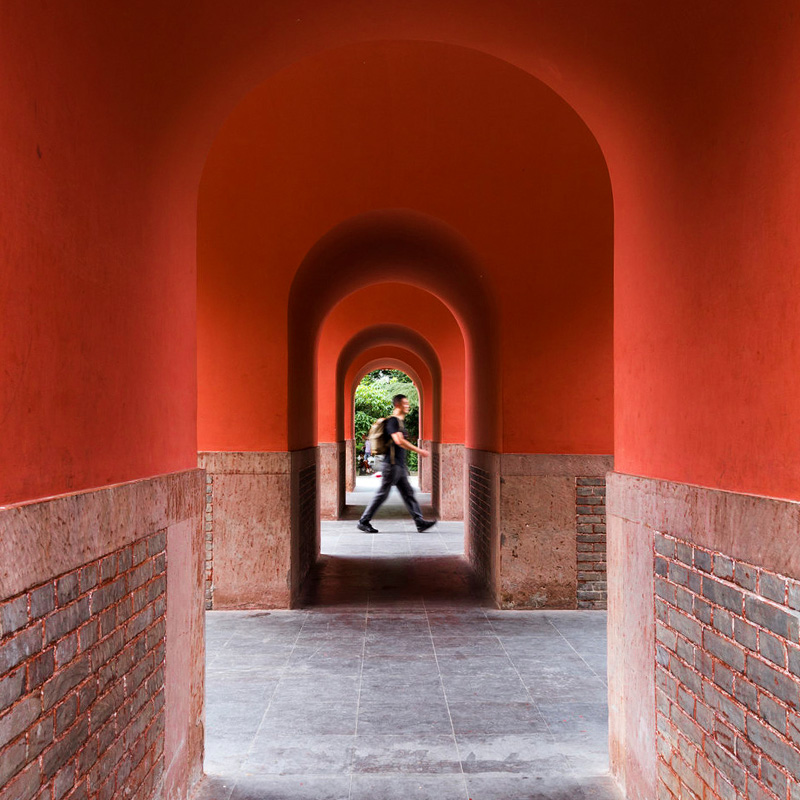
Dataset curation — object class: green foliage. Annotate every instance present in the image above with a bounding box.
[354,370,420,473]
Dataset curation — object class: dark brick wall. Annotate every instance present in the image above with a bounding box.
[468,465,492,589]
[204,474,214,610]
[576,477,607,609]
[297,464,317,588]
[431,446,441,513]
[338,446,346,517]
[655,531,800,800]
[0,532,167,800]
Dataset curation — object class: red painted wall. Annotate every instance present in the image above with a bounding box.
[0,4,198,505]
[4,3,799,503]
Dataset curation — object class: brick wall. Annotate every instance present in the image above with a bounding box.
[296,464,317,589]
[576,477,607,609]
[204,474,214,610]
[0,531,167,800]
[468,464,492,590]
[431,445,441,513]
[338,446,346,517]
[655,531,800,800]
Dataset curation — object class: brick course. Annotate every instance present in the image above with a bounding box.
[468,464,492,590]
[576,477,607,609]
[204,475,214,610]
[655,531,800,800]
[0,531,167,800]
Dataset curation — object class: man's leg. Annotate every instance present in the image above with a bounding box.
[395,473,424,525]
[359,465,396,525]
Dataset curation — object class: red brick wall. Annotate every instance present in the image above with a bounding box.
[576,477,607,609]
[655,532,800,799]
[0,531,167,800]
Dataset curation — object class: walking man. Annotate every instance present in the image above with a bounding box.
[357,394,437,533]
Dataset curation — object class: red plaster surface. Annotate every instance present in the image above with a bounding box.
[2,1,799,504]
[199,41,611,456]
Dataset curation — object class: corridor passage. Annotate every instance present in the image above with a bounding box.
[196,507,619,800]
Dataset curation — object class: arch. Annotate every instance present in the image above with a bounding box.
[335,325,442,446]
[346,350,433,441]
[316,281,466,447]
[289,210,497,452]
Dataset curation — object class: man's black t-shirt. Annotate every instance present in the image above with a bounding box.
[383,416,407,467]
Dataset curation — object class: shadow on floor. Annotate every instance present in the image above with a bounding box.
[300,553,490,608]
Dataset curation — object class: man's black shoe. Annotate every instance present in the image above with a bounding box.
[357,521,379,533]
[416,519,436,532]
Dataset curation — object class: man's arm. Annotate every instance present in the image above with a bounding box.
[390,430,430,457]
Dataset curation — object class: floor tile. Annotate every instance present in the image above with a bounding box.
[230,774,351,800]
[349,774,467,800]
[447,702,550,736]
[465,773,618,800]
[242,734,356,775]
[357,700,453,736]
[351,734,462,773]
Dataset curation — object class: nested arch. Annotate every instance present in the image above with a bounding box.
[335,325,442,446]
[316,281,465,447]
[289,209,498,452]
[346,351,432,442]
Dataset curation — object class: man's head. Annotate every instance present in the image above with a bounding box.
[392,394,410,415]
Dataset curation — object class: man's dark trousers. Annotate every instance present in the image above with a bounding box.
[360,460,423,525]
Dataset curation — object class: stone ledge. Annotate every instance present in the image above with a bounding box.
[608,473,800,582]
[501,453,613,477]
[0,470,204,603]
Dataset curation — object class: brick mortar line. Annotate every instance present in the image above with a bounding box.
[655,573,800,697]
[654,536,800,800]
[0,531,168,800]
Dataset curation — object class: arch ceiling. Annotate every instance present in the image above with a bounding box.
[199,41,612,455]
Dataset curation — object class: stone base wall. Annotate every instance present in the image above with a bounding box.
[655,531,800,800]
[439,443,465,521]
[345,440,356,493]
[418,440,432,494]
[0,470,204,800]
[498,455,613,609]
[608,473,800,800]
[318,442,344,520]
[198,450,318,610]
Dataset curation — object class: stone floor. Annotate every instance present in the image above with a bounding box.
[194,478,621,800]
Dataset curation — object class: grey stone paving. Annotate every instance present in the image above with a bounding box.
[195,480,620,800]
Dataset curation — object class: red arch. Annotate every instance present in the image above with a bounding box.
[316,282,465,446]
[288,210,497,452]
[344,349,434,442]
[334,325,442,446]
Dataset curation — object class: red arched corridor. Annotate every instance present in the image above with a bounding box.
[2,3,799,800]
